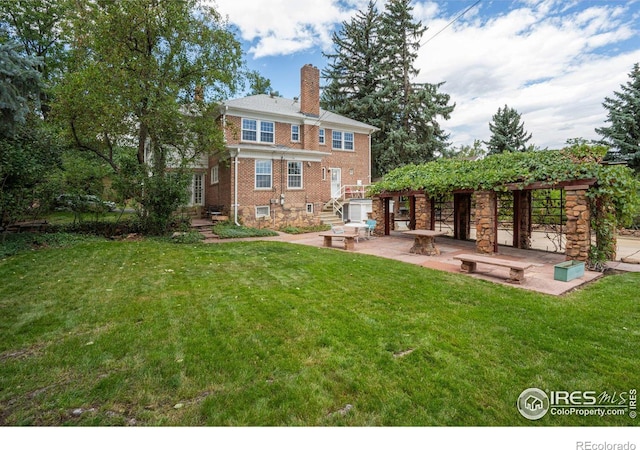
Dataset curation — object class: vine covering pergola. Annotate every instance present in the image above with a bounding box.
[369,145,639,263]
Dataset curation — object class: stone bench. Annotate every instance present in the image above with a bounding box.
[318,232,359,251]
[453,253,534,284]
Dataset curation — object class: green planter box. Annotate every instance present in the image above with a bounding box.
[554,260,585,282]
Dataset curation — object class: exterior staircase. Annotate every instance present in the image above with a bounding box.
[190,219,219,243]
[320,199,345,226]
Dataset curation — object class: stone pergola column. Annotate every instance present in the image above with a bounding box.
[371,195,385,236]
[564,187,590,261]
[474,190,497,254]
[594,194,617,261]
[513,190,532,249]
[414,193,432,230]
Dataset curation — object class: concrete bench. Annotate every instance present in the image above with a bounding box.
[453,253,534,284]
[318,232,359,251]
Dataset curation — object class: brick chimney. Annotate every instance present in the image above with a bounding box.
[300,64,320,117]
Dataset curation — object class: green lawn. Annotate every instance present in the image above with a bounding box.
[0,238,638,426]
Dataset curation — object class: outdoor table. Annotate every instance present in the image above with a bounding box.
[403,230,448,255]
[344,222,368,240]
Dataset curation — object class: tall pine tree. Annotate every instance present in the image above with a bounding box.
[484,105,532,155]
[322,0,454,177]
[0,43,41,137]
[322,1,381,125]
[596,63,640,172]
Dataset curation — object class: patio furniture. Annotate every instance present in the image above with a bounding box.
[453,253,534,284]
[403,230,448,255]
[344,222,367,241]
[319,232,359,250]
[366,219,377,238]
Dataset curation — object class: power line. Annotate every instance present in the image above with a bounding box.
[420,0,482,48]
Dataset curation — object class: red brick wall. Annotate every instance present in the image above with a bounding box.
[212,71,373,227]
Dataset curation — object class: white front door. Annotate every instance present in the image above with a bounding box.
[330,168,341,198]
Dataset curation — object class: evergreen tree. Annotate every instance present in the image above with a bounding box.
[484,105,532,155]
[321,1,381,123]
[596,63,640,172]
[0,0,71,117]
[246,70,273,95]
[322,0,454,177]
[0,43,41,137]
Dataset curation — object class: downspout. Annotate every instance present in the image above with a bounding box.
[368,132,372,185]
[233,148,240,226]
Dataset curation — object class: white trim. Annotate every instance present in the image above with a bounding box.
[229,145,329,162]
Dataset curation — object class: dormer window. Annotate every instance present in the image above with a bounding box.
[242,118,274,143]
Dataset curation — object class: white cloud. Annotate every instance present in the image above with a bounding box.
[415,1,640,148]
[209,0,639,149]
[211,0,355,57]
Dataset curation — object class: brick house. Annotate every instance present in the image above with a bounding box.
[198,64,378,228]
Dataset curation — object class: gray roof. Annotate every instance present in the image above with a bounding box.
[221,94,378,133]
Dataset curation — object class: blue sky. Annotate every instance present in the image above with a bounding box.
[210,0,640,150]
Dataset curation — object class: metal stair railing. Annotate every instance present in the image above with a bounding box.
[324,184,371,220]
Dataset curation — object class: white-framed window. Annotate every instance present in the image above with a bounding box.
[242,118,274,143]
[256,205,270,218]
[287,161,302,189]
[210,164,219,184]
[319,128,325,145]
[332,131,355,151]
[192,173,204,205]
[291,125,300,142]
[255,159,272,189]
[306,203,313,214]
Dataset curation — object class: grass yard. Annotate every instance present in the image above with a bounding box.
[0,238,638,426]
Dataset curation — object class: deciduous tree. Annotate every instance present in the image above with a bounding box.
[52,0,244,233]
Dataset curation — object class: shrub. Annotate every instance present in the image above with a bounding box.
[213,221,279,239]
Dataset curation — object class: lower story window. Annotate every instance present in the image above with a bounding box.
[256,205,270,218]
[288,161,302,188]
[306,203,313,214]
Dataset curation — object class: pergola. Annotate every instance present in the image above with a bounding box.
[372,179,595,261]
[368,147,632,262]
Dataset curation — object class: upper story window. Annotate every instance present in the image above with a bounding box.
[255,159,272,189]
[291,125,300,142]
[319,128,325,145]
[332,130,354,151]
[242,118,274,143]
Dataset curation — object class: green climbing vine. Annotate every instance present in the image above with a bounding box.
[370,143,640,263]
